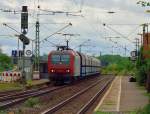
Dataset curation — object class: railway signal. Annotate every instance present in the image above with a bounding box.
[19,34,30,45]
[21,6,29,85]
[3,6,29,84]
[130,51,137,61]
[21,6,28,34]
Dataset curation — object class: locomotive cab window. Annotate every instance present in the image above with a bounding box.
[61,55,70,64]
[51,54,70,65]
[51,55,60,64]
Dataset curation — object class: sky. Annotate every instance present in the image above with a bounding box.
[0,0,149,56]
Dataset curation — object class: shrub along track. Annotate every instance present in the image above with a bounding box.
[0,90,21,97]
[8,75,113,114]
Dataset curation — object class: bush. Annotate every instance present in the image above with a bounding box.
[24,97,40,108]
[0,111,7,114]
[26,80,33,87]
[136,65,147,85]
[137,104,150,114]
[0,53,13,72]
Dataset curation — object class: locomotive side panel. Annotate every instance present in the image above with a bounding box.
[73,53,80,77]
[78,53,86,77]
[85,55,90,76]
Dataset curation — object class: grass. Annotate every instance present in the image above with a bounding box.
[0,111,7,114]
[94,93,150,114]
[0,82,23,92]
[24,97,40,108]
[104,100,116,105]
[94,111,138,114]
[140,104,150,114]
[94,112,113,114]
[136,85,149,97]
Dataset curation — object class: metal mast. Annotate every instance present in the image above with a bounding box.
[35,21,40,71]
[21,6,28,84]
[34,0,40,72]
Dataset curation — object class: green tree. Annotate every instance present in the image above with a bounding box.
[99,55,134,75]
[137,1,150,7]
[0,53,13,71]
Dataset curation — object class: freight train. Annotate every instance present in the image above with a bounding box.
[48,46,101,84]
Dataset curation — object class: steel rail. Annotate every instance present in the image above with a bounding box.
[0,86,49,101]
[41,77,110,114]
[77,77,114,114]
[0,86,66,109]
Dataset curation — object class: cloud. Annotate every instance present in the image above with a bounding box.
[0,0,149,56]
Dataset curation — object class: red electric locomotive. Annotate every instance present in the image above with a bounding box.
[48,46,101,84]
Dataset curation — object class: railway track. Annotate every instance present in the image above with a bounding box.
[0,84,49,98]
[41,76,114,114]
[0,85,50,101]
[0,76,101,112]
[0,86,66,109]
[0,90,21,97]
[1,75,113,114]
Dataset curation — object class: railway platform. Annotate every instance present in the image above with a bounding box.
[26,79,49,87]
[94,76,149,113]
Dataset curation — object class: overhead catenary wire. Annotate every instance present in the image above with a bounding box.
[102,22,142,53]
[105,23,141,38]
[99,25,131,53]
[80,16,131,55]
[40,23,72,43]
[103,23,133,42]
[0,0,135,56]
[3,23,21,34]
[41,39,58,47]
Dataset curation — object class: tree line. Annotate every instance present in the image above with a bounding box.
[0,51,13,72]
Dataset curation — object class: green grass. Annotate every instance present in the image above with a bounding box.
[143,92,150,97]
[134,104,150,114]
[0,111,7,114]
[94,112,113,114]
[136,85,149,97]
[0,83,23,91]
[95,101,150,114]
[24,97,40,108]
[94,111,137,114]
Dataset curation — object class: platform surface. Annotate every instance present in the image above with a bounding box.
[95,76,149,113]
[29,79,49,86]
[120,76,149,111]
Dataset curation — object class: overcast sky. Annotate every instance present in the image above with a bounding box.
[0,0,149,56]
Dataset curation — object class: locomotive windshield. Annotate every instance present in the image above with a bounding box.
[51,54,70,65]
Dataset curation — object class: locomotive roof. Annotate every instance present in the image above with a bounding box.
[49,49,77,55]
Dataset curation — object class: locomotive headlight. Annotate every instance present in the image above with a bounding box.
[66,69,70,73]
[51,69,55,73]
